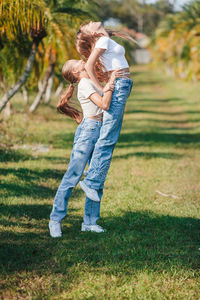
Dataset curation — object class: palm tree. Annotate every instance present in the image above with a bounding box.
[0,0,47,112]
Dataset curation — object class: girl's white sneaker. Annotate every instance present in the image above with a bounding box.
[49,220,62,238]
[81,223,106,233]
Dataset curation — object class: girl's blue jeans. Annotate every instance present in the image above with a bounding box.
[83,77,133,190]
[50,118,103,224]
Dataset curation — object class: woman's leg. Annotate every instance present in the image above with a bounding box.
[83,189,103,225]
[83,78,133,193]
[50,119,102,223]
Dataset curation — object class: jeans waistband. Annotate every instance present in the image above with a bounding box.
[82,118,103,127]
[115,77,133,83]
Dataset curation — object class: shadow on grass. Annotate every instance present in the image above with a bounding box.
[0,203,52,221]
[123,123,198,131]
[0,168,67,200]
[52,132,75,149]
[132,97,182,103]
[126,109,200,116]
[0,168,66,180]
[113,151,184,160]
[126,118,200,124]
[0,208,199,276]
[39,156,69,163]
[0,182,58,200]
[117,132,200,148]
[0,146,70,164]
[0,148,32,162]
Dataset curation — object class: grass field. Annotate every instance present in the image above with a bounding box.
[0,65,200,299]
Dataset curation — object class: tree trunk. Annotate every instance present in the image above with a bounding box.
[29,63,54,112]
[0,42,38,113]
[38,80,43,92]
[137,15,143,33]
[44,72,54,104]
[55,82,63,97]
[22,86,29,104]
[4,102,12,117]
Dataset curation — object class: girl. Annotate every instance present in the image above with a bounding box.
[49,59,122,237]
[76,21,133,201]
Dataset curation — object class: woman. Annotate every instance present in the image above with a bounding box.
[76,21,133,201]
[49,59,122,237]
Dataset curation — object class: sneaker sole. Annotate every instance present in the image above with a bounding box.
[81,226,105,233]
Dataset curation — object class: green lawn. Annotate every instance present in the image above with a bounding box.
[0,65,200,299]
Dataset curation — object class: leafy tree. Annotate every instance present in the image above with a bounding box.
[152,0,200,81]
[0,0,97,112]
[92,0,174,35]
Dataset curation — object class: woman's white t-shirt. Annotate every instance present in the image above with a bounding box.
[94,36,129,71]
[77,78,103,118]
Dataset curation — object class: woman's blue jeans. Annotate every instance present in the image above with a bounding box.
[50,118,103,224]
[83,78,133,190]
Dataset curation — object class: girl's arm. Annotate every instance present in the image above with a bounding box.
[89,90,112,111]
[88,70,119,111]
[85,48,106,92]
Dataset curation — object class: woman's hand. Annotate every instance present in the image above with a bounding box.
[109,69,124,84]
[103,69,124,92]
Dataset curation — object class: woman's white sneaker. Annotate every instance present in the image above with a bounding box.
[49,220,62,238]
[79,181,100,202]
[81,223,106,233]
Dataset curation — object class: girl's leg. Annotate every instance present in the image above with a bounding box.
[83,78,133,192]
[50,119,102,223]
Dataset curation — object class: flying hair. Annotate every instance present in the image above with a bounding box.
[76,22,139,82]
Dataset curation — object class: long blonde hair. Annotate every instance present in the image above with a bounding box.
[57,60,82,124]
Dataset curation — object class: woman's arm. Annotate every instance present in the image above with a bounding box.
[85,48,106,92]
